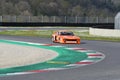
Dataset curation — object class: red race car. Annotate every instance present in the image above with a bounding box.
[52,30,80,44]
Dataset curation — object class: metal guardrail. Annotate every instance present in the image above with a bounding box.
[0,16,114,23]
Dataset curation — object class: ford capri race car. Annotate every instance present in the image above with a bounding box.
[52,30,80,44]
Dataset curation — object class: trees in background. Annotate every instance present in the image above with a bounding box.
[0,0,119,17]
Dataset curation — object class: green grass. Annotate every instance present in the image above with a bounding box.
[0,30,53,38]
[0,30,120,42]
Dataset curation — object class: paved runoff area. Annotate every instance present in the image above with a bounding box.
[0,43,58,69]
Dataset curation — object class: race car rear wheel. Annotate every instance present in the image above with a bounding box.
[52,37,55,43]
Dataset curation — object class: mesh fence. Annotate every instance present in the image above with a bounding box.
[0,16,114,23]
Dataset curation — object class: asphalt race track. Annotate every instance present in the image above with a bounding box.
[0,35,120,80]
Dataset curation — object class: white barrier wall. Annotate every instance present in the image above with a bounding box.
[115,12,120,29]
[89,28,120,37]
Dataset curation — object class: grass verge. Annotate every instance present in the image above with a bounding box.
[0,30,120,42]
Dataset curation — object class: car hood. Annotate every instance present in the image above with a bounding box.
[60,36,80,39]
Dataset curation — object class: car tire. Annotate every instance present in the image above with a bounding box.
[63,39,66,44]
[52,37,57,43]
[52,37,55,42]
[77,41,80,44]
[60,38,66,44]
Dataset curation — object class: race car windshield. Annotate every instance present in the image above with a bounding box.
[60,32,74,36]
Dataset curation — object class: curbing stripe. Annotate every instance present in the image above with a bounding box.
[42,44,53,46]
[27,43,43,45]
[50,46,64,47]
[46,61,70,64]
[76,62,93,64]
[70,48,87,50]
[86,58,102,61]
[88,56,103,58]
[88,54,103,56]
[0,40,105,77]
[6,72,30,76]
[43,68,67,70]
[66,64,86,67]
[67,48,86,50]
[28,70,49,73]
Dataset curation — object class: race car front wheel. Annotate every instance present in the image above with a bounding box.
[77,40,80,44]
[60,38,66,44]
